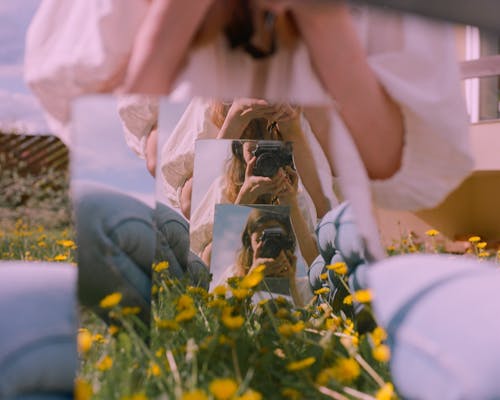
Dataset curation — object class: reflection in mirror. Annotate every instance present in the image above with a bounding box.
[210,204,312,305]
[153,97,342,307]
[72,94,156,326]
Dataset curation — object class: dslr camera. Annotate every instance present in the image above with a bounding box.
[252,141,294,178]
[259,226,294,259]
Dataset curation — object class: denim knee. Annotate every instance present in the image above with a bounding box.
[0,263,77,399]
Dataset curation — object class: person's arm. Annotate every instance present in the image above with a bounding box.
[277,167,319,266]
[291,3,404,180]
[277,109,330,217]
[123,0,215,93]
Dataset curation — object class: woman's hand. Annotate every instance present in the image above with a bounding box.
[276,166,299,205]
[251,249,296,278]
[218,98,282,139]
[235,156,287,204]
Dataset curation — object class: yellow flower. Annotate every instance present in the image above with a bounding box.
[153,261,169,272]
[376,383,395,400]
[121,306,141,316]
[148,362,161,377]
[281,388,300,400]
[155,319,180,330]
[175,306,196,323]
[476,241,487,249]
[319,272,328,280]
[182,389,208,400]
[122,394,148,400]
[314,287,330,295]
[96,355,113,371]
[372,344,391,362]
[231,287,251,299]
[77,329,92,354]
[221,307,245,330]
[240,269,264,288]
[57,239,76,248]
[257,299,269,307]
[213,285,227,296]
[54,254,68,261]
[425,229,439,237]
[278,321,305,337]
[92,333,105,343]
[235,389,262,400]
[74,378,93,400]
[330,358,360,383]
[108,325,120,335]
[386,245,396,252]
[478,250,490,258]
[371,326,388,346]
[99,292,122,308]
[177,294,194,310]
[286,356,316,371]
[325,317,340,330]
[353,289,373,303]
[343,294,352,305]
[209,378,239,400]
[37,241,47,248]
[468,235,481,243]
[326,262,348,275]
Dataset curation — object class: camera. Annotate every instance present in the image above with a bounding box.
[259,226,294,259]
[252,141,294,178]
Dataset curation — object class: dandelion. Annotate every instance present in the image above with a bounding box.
[57,239,76,248]
[175,306,196,323]
[235,389,263,400]
[74,378,93,400]
[314,287,330,295]
[372,344,391,362]
[281,388,301,400]
[319,272,328,280]
[122,394,148,400]
[371,326,388,346]
[376,383,395,400]
[121,306,141,316]
[99,292,122,308]
[153,261,169,272]
[92,333,105,343]
[231,287,251,299]
[286,357,316,371]
[155,319,180,330]
[209,378,239,400]
[108,325,119,335]
[329,357,360,383]
[478,251,490,258]
[176,294,194,310]
[468,235,481,243]
[182,389,208,400]
[96,355,113,371]
[213,285,227,296]
[240,268,264,288]
[278,321,305,336]
[343,294,352,305]
[386,245,396,252]
[326,262,348,274]
[476,242,487,249]
[353,289,373,303]
[77,329,92,354]
[221,307,245,330]
[425,229,439,237]
[54,254,68,261]
[148,362,161,377]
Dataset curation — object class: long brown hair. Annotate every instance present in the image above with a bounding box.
[235,207,296,275]
[191,1,298,56]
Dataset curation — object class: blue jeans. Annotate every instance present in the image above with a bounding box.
[74,183,209,324]
[0,262,77,400]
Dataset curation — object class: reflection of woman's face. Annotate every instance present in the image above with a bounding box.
[249,220,286,255]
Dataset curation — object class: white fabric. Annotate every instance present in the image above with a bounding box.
[117,95,159,159]
[164,7,473,260]
[24,0,149,144]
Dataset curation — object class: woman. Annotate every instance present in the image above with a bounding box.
[190,134,319,268]
[216,207,309,306]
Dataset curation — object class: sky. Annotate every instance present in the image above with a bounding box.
[0,0,49,134]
